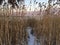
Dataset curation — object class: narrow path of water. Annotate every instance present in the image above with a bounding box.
[26,26,40,45]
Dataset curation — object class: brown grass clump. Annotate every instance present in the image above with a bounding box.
[0,16,28,45]
[0,15,60,45]
[26,15,60,45]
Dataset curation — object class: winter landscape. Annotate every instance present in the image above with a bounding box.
[0,0,60,45]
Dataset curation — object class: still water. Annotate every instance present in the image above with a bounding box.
[26,26,40,45]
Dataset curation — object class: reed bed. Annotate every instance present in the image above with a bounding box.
[0,5,60,45]
[0,0,60,44]
[0,15,60,45]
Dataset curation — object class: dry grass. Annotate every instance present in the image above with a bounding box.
[0,15,60,45]
[0,6,60,45]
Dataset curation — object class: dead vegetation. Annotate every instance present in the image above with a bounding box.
[0,15,60,45]
[0,0,60,44]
